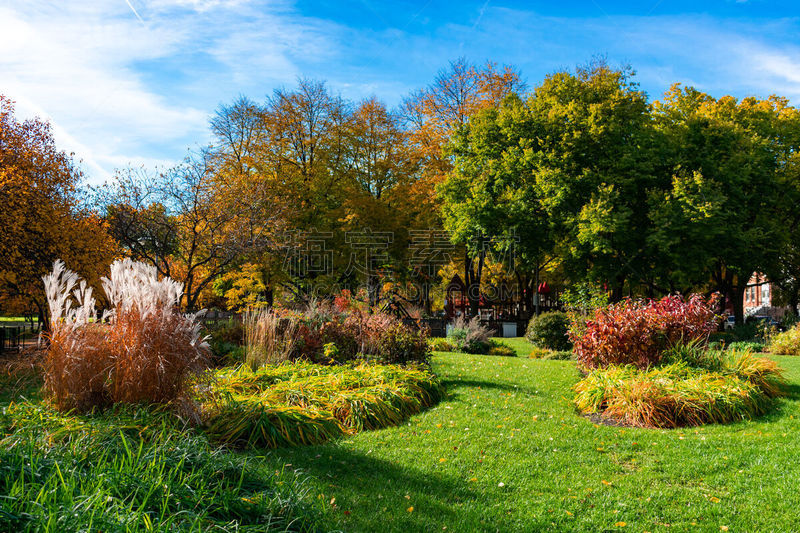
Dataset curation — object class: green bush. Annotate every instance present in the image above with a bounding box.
[543,350,574,360]
[430,337,455,352]
[727,341,765,353]
[529,347,573,360]
[370,322,431,365]
[525,312,572,351]
[727,322,770,342]
[487,341,516,357]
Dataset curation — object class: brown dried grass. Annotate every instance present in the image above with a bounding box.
[42,259,210,412]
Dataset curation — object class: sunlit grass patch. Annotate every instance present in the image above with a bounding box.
[0,402,321,531]
[200,362,444,448]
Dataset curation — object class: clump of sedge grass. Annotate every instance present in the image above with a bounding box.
[767,324,800,356]
[199,362,444,448]
[574,348,785,428]
[42,259,210,411]
[0,401,321,531]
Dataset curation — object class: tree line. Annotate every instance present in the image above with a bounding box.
[2,59,799,324]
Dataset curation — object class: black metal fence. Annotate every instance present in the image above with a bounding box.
[412,318,528,338]
[0,326,22,352]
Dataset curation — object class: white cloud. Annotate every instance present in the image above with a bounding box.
[0,0,314,182]
[0,1,210,181]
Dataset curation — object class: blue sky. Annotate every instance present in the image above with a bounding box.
[1,0,799,182]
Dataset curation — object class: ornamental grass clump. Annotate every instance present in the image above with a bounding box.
[43,259,210,411]
[447,316,493,354]
[200,362,443,448]
[573,347,786,428]
[767,324,800,356]
[244,308,299,369]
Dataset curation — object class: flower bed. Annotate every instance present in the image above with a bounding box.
[245,300,430,368]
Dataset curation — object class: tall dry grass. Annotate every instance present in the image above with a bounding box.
[244,308,299,369]
[43,259,210,411]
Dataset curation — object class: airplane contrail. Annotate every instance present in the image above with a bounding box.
[124,0,145,24]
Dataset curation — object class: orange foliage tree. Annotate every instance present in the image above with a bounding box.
[0,95,117,327]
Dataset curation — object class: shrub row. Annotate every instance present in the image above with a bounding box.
[245,302,430,368]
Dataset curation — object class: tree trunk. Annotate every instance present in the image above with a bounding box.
[263,285,274,308]
[610,273,626,303]
[368,274,380,309]
[465,249,485,318]
[35,298,49,338]
[789,290,800,318]
[732,282,746,326]
[534,263,540,317]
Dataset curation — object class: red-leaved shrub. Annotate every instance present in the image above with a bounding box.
[571,294,720,370]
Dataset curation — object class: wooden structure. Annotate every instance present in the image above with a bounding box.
[444,274,518,320]
[444,274,563,321]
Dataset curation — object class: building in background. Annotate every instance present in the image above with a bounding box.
[744,272,772,311]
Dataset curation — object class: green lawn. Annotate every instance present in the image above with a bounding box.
[4,338,800,531]
[258,339,800,532]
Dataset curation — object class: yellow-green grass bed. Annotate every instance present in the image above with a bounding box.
[574,350,786,428]
[199,362,444,448]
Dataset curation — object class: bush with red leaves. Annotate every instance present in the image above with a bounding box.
[571,294,721,370]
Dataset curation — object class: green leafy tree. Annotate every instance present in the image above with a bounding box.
[519,62,660,300]
[440,94,554,316]
[652,86,799,322]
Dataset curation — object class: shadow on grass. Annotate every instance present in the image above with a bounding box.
[438,378,534,393]
[265,443,509,532]
[438,378,543,401]
[781,382,800,401]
